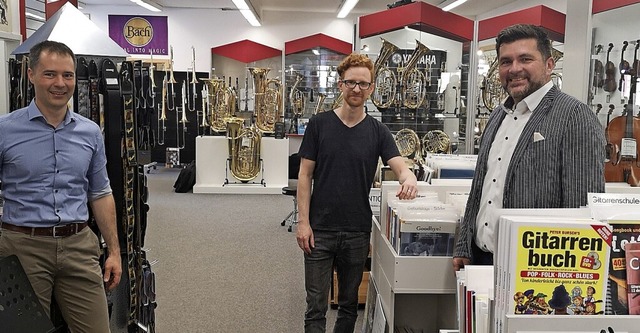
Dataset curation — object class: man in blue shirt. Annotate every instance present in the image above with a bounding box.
[0,40,121,332]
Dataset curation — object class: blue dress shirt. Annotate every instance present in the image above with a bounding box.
[0,101,112,227]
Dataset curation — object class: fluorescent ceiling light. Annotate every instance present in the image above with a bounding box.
[439,0,467,12]
[337,0,359,18]
[232,0,261,26]
[130,0,162,12]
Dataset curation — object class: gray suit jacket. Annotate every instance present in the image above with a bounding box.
[454,86,606,260]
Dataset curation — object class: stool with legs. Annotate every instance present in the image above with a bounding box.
[281,186,298,232]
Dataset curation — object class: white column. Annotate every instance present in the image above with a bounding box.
[561,0,593,102]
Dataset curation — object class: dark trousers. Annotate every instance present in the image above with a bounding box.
[304,230,370,333]
[471,241,494,265]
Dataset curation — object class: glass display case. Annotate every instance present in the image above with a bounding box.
[283,48,344,134]
[360,28,471,155]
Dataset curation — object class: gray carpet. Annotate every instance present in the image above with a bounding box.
[144,168,363,332]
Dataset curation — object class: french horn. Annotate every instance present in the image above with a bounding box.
[422,130,451,155]
[394,128,421,158]
[226,117,262,182]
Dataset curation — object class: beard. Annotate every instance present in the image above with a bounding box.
[502,75,545,102]
[344,93,367,108]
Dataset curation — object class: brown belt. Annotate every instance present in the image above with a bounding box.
[1,222,88,238]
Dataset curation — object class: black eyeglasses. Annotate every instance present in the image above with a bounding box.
[341,80,371,90]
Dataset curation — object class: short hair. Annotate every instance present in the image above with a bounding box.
[29,40,76,70]
[337,53,374,80]
[496,24,552,61]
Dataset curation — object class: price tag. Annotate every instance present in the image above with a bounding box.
[620,138,637,158]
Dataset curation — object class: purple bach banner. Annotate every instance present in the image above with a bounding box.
[109,15,168,55]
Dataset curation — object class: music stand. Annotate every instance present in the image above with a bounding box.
[0,255,55,333]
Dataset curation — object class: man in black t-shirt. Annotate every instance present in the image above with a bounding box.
[296,53,418,332]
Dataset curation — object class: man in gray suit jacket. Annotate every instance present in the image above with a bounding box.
[453,24,605,270]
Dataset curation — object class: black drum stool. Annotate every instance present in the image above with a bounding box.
[0,255,55,333]
[281,186,298,232]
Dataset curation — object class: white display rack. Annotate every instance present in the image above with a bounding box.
[504,315,639,332]
[370,181,470,332]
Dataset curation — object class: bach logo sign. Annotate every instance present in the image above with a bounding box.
[124,17,153,47]
[108,15,168,55]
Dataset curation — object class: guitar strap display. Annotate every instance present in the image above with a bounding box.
[76,57,91,119]
[119,60,139,327]
[89,60,101,126]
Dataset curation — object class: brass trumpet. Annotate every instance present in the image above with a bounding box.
[314,92,327,114]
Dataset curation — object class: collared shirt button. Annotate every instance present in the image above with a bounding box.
[488,200,492,204]
[55,190,59,193]
[505,137,508,140]
[56,170,60,173]
[56,209,60,213]
[498,157,502,161]
[514,117,518,120]
[492,179,496,182]
[484,222,488,226]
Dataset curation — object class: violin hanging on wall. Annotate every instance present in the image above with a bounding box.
[593,44,604,89]
[618,41,630,93]
[604,80,640,186]
[603,43,617,102]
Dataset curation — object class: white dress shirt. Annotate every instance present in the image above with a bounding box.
[475,81,554,253]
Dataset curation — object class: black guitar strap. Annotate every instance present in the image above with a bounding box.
[119,60,139,327]
[76,57,90,119]
[89,60,101,126]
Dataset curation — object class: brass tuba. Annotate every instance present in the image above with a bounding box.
[371,38,400,109]
[400,40,431,109]
[249,67,282,134]
[226,117,262,182]
[289,73,305,117]
[202,77,237,133]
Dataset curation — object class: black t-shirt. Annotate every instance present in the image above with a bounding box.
[298,111,400,232]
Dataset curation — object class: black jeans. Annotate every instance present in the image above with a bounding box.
[304,230,370,333]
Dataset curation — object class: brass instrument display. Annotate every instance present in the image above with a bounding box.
[394,128,421,158]
[421,130,451,155]
[401,40,431,109]
[249,67,282,134]
[371,38,431,110]
[481,47,564,111]
[289,73,306,117]
[225,117,263,183]
[372,38,400,109]
[314,92,327,114]
[201,77,237,133]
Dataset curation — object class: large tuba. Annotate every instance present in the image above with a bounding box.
[371,38,400,109]
[400,40,431,109]
[225,117,262,182]
[202,77,237,133]
[249,67,282,134]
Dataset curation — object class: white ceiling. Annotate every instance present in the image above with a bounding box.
[80,0,521,18]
